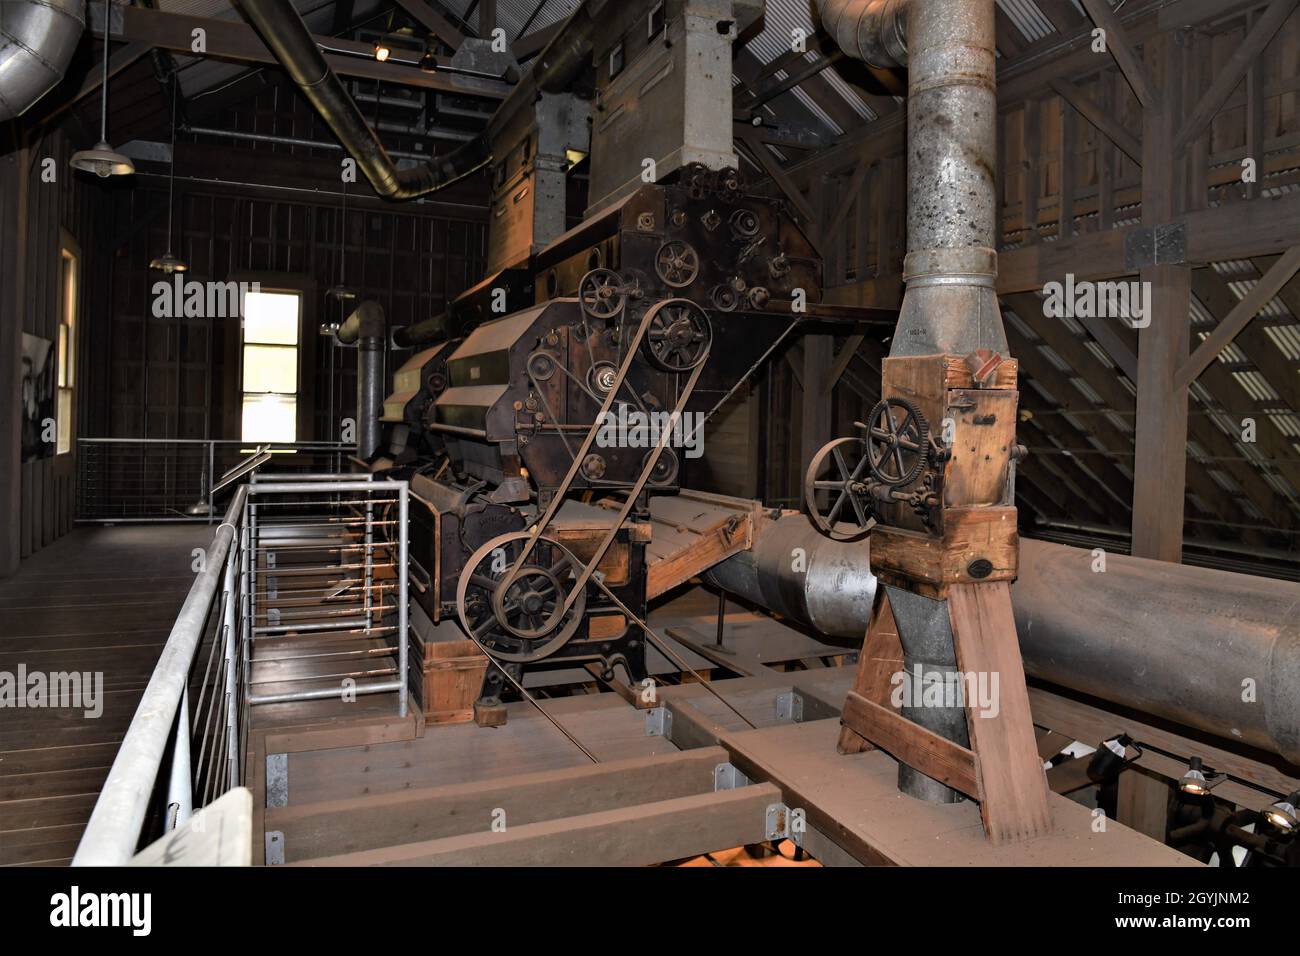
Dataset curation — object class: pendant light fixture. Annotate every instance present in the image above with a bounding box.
[70,1,135,178]
[326,181,357,303]
[150,76,188,274]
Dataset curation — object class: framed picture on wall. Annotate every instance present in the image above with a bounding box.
[21,332,55,463]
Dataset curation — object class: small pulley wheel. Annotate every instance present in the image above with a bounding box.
[804,437,875,541]
[643,298,712,372]
[864,398,930,487]
[654,240,700,289]
[579,268,627,320]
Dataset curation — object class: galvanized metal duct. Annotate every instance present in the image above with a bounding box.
[816,0,1005,357]
[0,0,85,122]
[705,523,1300,766]
[336,301,387,458]
[236,0,607,201]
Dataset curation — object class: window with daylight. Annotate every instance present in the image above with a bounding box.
[240,290,301,443]
[56,246,78,455]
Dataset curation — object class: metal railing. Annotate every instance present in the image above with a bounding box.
[72,472,410,866]
[75,438,352,523]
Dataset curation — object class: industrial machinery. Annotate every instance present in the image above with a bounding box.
[365,166,822,714]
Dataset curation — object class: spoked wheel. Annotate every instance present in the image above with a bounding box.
[804,437,876,541]
[864,397,930,487]
[654,239,700,288]
[643,298,712,372]
[579,268,627,320]
[457,532,588,664]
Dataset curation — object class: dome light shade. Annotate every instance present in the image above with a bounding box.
[1264,793,1298,832]
[70,141,135,178]
[149,251,188,274]
[419,48,437,73]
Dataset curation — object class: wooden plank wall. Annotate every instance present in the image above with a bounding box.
[0,125,101,569]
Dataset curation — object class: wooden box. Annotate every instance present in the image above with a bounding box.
[422,638,490,724]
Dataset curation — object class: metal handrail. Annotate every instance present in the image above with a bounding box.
[72,472,411,866]
[72,485,250,866]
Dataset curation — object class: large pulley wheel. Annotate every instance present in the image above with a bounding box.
[579,268,626,320]
[457,532,587,664]
[804,438,875,541]
[643,298,712,372]
[865,397,929,487]
[654,239,700,288]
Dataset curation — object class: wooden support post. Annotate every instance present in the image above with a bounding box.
[1131,34,1191,563]
[800,335,834,477]
[1117,766,1171,841]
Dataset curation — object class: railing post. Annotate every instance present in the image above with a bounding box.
[398,483,409,718]
[165,689,193,829]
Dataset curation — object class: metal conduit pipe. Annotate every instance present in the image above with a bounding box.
[237,0,607,200]
[336,301,387,458]
[0,0,84,121]
[705,521,1300,766]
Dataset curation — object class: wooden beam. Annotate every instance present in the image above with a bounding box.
[295,783,782,866]
[1078,0,1158,108]
[1172,0,1300,154]
[393,0,468,47]
[824,334,866,395]
[841,690,981,799]
[266,748,729,863]
[736,127,817,224]
[96,6,507,98]
[1048,77,1142,165]
[1173,245,1300,392]
[71,41,153,110]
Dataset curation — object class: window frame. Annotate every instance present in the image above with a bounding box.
[239,287,304,445]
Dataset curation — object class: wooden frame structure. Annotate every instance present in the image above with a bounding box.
[742,0,1300,578]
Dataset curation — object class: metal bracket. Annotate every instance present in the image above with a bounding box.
[266,550,277,569]
[266,753,288,808]
[1123,221,1186,270]
[713,762,751,791]
[645,706,673,738]
[765,802,803,846]
[264,830,285,866]
[267,606,281,626]
[775,690,804,723]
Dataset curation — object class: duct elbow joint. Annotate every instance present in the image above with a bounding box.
[816,0,909,69]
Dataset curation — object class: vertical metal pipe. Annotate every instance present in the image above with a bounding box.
[207,440,215,524]
[357,336,384,459]
[165,689,193,827]
[397,484,409,718]
[894,0,1005,357]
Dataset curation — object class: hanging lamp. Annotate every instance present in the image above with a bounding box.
[150,77,188,273]
[70,1,135,178]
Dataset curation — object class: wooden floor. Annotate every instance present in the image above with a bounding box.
[0,524,214,866]
[246,585,1195,867]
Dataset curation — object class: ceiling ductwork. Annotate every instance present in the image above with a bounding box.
[236,0,608,201]
[0,0,85,122]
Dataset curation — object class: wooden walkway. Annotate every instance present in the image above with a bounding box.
[0,524,213,866]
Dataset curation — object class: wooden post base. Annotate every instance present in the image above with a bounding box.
[839,582,1052,845]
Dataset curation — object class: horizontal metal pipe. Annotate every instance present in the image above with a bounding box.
[249,680,401,706]
[705,516,1300,765]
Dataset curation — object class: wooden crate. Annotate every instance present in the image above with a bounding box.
[422,639,490,724]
